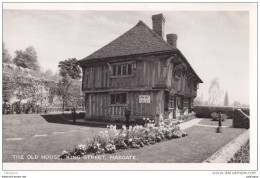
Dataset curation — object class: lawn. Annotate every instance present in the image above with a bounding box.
[3,115,246,163]
[198,118,233,127]
[3,114,106,162]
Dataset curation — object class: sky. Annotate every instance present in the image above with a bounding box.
[3,10,249,105]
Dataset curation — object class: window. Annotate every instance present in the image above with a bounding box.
[110,93,127,104]
[113,65,117,76]
[128,64,132,74]
[111,62,133,76]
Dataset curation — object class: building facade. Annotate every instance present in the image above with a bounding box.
[78,14,203,123]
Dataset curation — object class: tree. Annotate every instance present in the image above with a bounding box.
[57,73,73,111]
[194,97,203,106]
[58,58,81,80]
[3,42,12,63]
[208,77,223,106]
[47,82,58,105]
[224,91,229,106]
[45,69,54,76]
[13,46,40,71]
[57,58,81,111]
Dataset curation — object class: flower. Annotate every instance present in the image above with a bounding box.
[143,117,145,120]
[122,125,126,130]
[62,150,68,154]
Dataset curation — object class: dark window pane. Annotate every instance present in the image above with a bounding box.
[111,94,116,104]
[128,64,132,74]
[122,93,127,104]
[122,65,127,75]
[113,66,116,76]
[117,65,121,75]
[116,94,121,104]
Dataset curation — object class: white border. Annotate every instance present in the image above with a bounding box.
[2,2,258,171]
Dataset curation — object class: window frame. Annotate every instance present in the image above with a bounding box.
[110,92,128,106]
[110,62,134,78]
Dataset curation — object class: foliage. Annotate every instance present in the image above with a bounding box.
[57,58,82,111]
[3,100,48,115]
[233,109,250,129]
[57,73,73,111]
[228,140,249,163]
[194,106,250,119]
[211,112,227,121]
[2,42,12,63]
[208,77,223,106]
[47,81,59,105]
[60,122,188,159]
[2,102,13,114]
[224,91,229,106]
[2,74,15,102]
[45,69,54,76]
[58,58,81,80]
[13,46,40,71]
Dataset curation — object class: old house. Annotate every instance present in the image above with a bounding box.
[78,14,203,124]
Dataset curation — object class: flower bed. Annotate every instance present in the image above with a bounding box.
[60,122,188,159]
[228,139,250,163]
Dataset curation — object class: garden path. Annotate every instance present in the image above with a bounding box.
[178,118,203,130]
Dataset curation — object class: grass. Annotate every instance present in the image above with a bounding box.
[198,118,233,127]
[3,115,246,163]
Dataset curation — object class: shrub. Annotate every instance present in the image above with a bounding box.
[211,112,228,121]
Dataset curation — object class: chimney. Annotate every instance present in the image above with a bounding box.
[152,14,165,38]
[166,33,178,48]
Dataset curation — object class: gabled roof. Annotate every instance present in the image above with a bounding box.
[79,20,203,83]
[80,20,174,61]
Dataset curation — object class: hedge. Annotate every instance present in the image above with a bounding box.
[233,109,250,129]
[193,106,250,119]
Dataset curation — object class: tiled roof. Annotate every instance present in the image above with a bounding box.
[80,20,174,61]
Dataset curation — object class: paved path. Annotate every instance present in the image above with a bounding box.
[178,118,203,130]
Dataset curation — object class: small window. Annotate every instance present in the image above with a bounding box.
[110,93,127,104]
